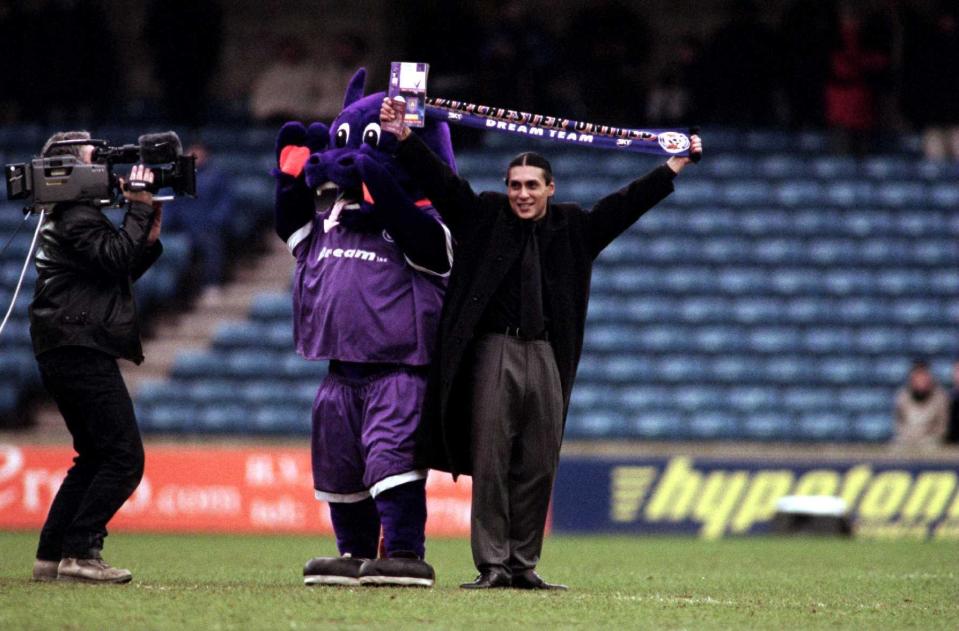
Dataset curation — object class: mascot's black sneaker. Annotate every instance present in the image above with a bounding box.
[358,551,435,588]
[303,554,365,586]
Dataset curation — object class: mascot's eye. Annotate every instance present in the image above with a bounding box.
[335,123,350,148]
[362,123,382,147]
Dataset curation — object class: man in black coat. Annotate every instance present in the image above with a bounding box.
[29,132,163,584]
[382,99,701,589]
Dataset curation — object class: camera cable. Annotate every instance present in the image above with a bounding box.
[0,210,45,339]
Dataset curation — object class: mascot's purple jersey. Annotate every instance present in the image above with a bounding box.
[287,201,447,365]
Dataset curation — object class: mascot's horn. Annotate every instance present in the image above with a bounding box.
[343,68,367,109]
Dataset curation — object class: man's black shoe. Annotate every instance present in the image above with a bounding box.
[358,551,435,587]
[460,570,511,589]
[511,570,568,590]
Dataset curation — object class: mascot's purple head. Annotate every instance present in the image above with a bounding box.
[301,68,456,203]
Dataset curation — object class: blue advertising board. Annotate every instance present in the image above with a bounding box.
[553,456,959,540]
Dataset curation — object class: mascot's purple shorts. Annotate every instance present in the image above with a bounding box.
[272,68,456,585]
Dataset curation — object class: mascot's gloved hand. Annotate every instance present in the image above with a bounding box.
[273,121,329,243]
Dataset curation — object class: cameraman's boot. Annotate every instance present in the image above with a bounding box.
[57,554,132,584]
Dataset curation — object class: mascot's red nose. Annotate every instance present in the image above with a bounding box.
[279,145,311,178]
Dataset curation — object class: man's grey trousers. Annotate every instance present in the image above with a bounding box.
[468,334,564,575]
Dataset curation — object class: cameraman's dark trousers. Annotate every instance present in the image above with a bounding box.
[35,347,144,561]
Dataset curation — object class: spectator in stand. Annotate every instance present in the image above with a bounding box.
[901,2,959,161]
[824,10,891,155]
[894,360,949,448]
[162,141,234,295]
[250,33,368,125]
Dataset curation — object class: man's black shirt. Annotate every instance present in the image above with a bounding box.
[477,221,549,338]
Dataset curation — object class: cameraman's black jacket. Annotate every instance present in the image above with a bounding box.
[29,201,162,364]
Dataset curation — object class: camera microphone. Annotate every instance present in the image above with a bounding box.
[138,131,182,164]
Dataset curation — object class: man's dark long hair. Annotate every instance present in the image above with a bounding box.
[505,152,553,184]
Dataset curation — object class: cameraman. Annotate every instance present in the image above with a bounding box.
[29,131,163,584]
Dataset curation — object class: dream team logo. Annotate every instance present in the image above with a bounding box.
[318,246,388,263]
[657,132,691,154]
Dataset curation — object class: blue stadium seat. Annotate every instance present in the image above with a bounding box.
[810,156,857,179]
[728,386,779,412]
[695,326,748,353]
[856,327,909,354]
[602,356,656,383]
[740,209,790,236]
[619,385,672,410]
[870,356,913,386]
[629,409,685,439]
[688,411,739,439]
[743,411,795,440]
[877,182,927,208]
[913,240,957,266]
[679,297,732,323]
[662,268,716,294]
[838,388,890,413]
[197,403,247,433]
[722,181,772,206]
[656,355,707,382]
[567,410,629,438]
[673,386,725,412]
[930,270,959,294]
[732,297,784,324]
[843,210,894,237]
[852,413,893,442]
[140,402,198,433]
[803,327,855,354]
[759,155,809,178]
[837,297,890,324]
[824,269,875,296]
[765,356,818,383]
[783,387,835,412]
[776,180,826,207]
[930,183,959,208]
[710,355,763,383]
[685,208,738,235]
[718,268,770,294]
[863,156,909,180]
[770,268,820,295]
[748,327,801,354]
[820,358,869,385]
[249,405,310,434]
[909,328,958,356]
[796,412,850,440]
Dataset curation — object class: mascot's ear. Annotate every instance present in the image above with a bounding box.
[343,68,367,109]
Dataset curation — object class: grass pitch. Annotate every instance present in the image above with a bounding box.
[0,532,956,630]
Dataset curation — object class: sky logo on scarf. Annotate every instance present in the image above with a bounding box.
[318,246,387,263]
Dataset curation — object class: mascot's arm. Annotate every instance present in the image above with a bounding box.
[272,122,329,252]
[355,153,452,276]
[393,133,480,240]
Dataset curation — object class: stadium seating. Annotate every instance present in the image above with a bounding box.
[7,126,957,441]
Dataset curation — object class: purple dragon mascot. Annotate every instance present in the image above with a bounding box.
[272,68,455,587]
